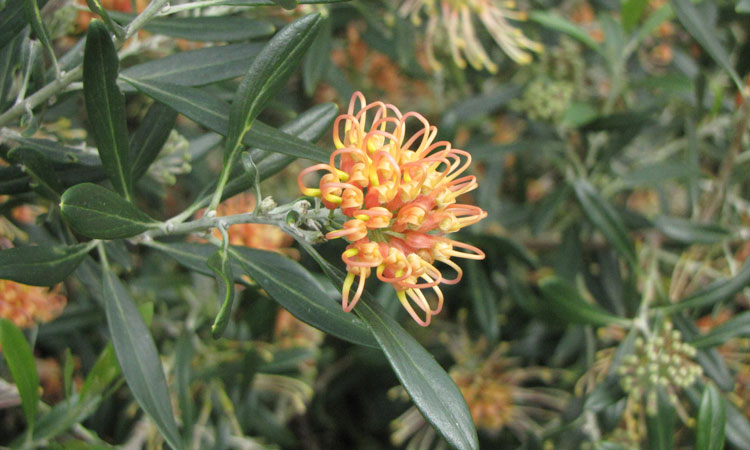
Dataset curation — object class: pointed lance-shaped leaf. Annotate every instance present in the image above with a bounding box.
[224,13,323,164]
[101,264,184,450]
[0,318,40,430]
[0,243,92,286]
[60,183,160,239]
[299,240,480,450]
[83,20,132,200]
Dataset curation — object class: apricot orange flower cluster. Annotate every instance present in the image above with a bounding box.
[298,92,487,326]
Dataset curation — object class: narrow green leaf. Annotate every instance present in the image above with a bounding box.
[229,245,377,348]
[60,183,160,239]
[109,12,275,42]
[101,264,184,450]
[224,13,323,163]
[5,136,102,166]
[466,261,499,344]
[653,216,729,244]
[149,242,377,348]
[22,0,55,66]
[646,388,676,450]
[208,249,235,339]
[0,243,91,286]
[0,0,27,53]
[302,16,331,95]
[130,102,178,181]
[0,22,23,107]
[85,0,124,38]
[691,311,750,348]
[622,0,649,32]
[662,261,750,313]
[83,20,132,200]
[299,240,479,450]
[223,102,338,199]
[119,43,264,91]
[120,76,329,163]
[538,276,631,327]
[529,11,602,54]
[671,0,742,89]
[0,318,39,429]
[696,383,726,450]
[63,348,74,398]
[725,395,750,448]
[175,334,194,448]
[573,179,636,268]
[7,146,63,199]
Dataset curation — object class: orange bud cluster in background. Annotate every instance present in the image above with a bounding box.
[299,92,487,326]
[75,0,149,31]
[0,280,67,329]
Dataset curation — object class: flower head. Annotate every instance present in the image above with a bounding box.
[399,0,543,73]
[298,92,487,325]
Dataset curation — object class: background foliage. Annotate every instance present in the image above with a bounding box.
[1,0,750,449]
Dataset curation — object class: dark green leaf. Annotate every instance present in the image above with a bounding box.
[561,102,598,127]
[119,43,264,91]
[691,311,750,348]
[538,276,631,327]
[229,245,377,348]
[696,383,726,450]
[60,183,160,239]
[175,334,194,447]
[646,388,676,450]
[622,162,699,187]
[0,0,27,53]
[130,102,178,181]
[662,261,750,313]
[83,20,132,200]
[0,318,39,428]
[671,0,742,89]
[4,136,102,166]
[299,240,479,450]
[573,179,636,268]
[101,265,184,450]
[149,242,377,348]
[0,243,92,286]
[302,16,331,95]
[208,249,235,339]
[7,146,63,199]
[0,23,23,107]
[120,76,329,163]
[466,261,499,344]
[653,216,729,244]
[224,13,322,163]
[529,11,602,53]
[109,11,274,42]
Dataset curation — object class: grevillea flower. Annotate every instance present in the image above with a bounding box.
[298,92,487,326]
[399,0,543,73]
